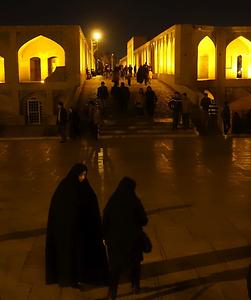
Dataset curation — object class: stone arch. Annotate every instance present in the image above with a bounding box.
[226,36,251,79]
[0,56,5,83]
[18,35,65,82]
[197,36,216,80]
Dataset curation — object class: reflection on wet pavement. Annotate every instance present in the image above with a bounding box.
[1,136,251,299]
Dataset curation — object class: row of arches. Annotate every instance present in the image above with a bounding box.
[198,35,251,80]
[0,35,65,83]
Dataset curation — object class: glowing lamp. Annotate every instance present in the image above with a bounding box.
[93,31,102,41]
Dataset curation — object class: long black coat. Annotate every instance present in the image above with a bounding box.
[103,177,148,271]
[46,167,108,287]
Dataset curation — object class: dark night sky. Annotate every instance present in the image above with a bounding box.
[1,0,251,58]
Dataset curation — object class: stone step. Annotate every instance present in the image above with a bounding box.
[99,125,196,138]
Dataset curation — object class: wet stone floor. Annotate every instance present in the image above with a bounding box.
[0,136,251,299]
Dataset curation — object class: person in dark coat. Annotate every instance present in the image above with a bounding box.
[45,163,108,288]
[145,86,157,118]
[119,82,130,112]
[111,82,120,111]
[97,81,109,114]
[136,65,144,84]
[103,177,148,300]
[57,101,68,143]
[221,101,231,136]
[169,92,183,129]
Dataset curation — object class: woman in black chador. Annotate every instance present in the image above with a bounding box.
[103,177,148,300]
[45,163,108,288]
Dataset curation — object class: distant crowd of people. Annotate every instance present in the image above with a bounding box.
[56,62,251,142]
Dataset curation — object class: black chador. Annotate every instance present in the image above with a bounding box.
[45,163,108,288]
[103,177,148,299]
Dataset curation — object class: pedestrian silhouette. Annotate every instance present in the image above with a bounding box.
[56,101,68,143]
[45,163,108,288]
[221,101,231,136]
[103,177,148,300]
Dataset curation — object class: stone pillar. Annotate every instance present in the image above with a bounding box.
[215,27,226,105]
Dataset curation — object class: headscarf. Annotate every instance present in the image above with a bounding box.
[64,163,87,185]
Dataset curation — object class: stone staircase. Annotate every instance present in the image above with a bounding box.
[78,76,197,139]
[99,117,196,139]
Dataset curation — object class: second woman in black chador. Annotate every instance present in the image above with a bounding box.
[103,177,148,300]
[45,163,108,288]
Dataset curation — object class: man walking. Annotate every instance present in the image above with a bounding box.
[200,92,211,132]
[97,81,109,115]
[57,101,68,143]
[221,101,231,137]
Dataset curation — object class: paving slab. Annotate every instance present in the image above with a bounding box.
[1,137,251,299]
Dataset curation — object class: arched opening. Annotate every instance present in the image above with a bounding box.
[226,36,251,79]
[18,35,65,82]
[0,56,5,83]
[197,36,216,80]
[30,57,41,81]
[204,89,214,100]
[48,56,58,76]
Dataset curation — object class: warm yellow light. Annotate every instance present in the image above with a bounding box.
[93,31,102,41]
[226,36,251,79]
[197,36,216,80]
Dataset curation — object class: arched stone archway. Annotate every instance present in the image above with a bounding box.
[18,35,65,82]
[0,56,5,83]
[197,36,216,80]
[226,36,251,79]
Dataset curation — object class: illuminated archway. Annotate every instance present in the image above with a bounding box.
[197,36,216,80]
[18,35,65,82]
[226,36,251,79]
[0,56,5,83]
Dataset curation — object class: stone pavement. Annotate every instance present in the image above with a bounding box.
[1,136,251,300]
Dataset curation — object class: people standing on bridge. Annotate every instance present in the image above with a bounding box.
[57,101,68,143]
[46,163,109,288]
[181,93,192,129]
[112,66,120,86]
[200,92,211,132]
[221,101,231,137]
[145,86,157,118]
[142,63,149,85]
[169,91,183,130]
[136,65,144,84]
[119,82,130,112]
[111,82,120,111]
[126,65,133,86]
[103,177,148,300]
[97,81,109,115]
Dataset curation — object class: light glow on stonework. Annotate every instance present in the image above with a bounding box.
[226,36,251,79]
[18,35,65,82]
[197,36,216,80]
[0,56,5,83]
